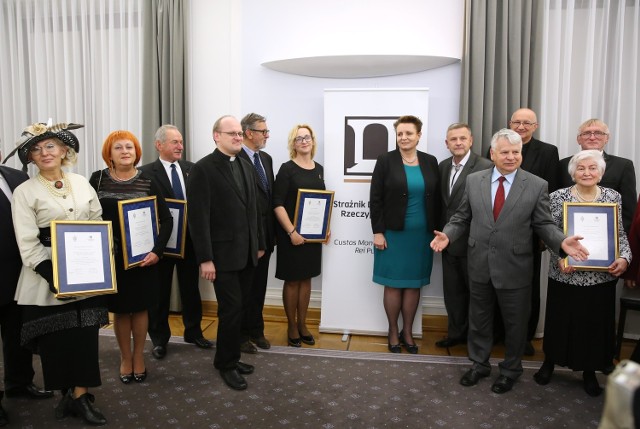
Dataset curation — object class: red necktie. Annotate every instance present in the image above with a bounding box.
[493,176,506,221]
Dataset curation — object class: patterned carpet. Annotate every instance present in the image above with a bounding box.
[1,332,605,428]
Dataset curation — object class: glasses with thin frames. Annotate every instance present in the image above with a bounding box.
[579,131,608,139]
[294,135,312,144]
[249,128,270,136]
[509,120,537,129]
[29,142,59,155]
[219,131,244,138]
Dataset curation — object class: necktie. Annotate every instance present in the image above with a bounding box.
[170,164,185,199]
[493,176,506,221]
[253,152,269,191]
[450,164,462,193]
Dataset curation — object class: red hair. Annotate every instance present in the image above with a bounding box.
[101,130,142,166]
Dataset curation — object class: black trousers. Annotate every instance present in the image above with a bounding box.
[0,301,35,391]
[148,246,204,346]
[242,251,271,340]
[212,263,255,371]
[441,250,469,340]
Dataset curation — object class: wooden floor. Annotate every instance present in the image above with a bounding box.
[116,309,638,363]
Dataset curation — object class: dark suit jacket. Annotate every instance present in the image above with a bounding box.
[443,168,565,289]
[0,166,29,305]
[439,152,493,256]
[238,148,276,252]
[187,149,264,271]
[559,152,637,232]
[370,149,440,234]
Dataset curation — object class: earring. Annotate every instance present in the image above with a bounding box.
[61,154,66,159]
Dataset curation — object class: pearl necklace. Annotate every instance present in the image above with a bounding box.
[401,154,418,164]
[573,185,600,202]
[37,172,77,220]
[111,168,137,182]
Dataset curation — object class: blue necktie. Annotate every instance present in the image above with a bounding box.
[170,164,185,199]
[253,152,269,192]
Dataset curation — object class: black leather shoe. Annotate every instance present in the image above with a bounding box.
[220,369,247,390]
[300,334,315,346]
[5,383,54,399]
[69,393,107,426]
[55,390,73,420]
[533,361,554,385]
[252,336,271,349]
[491,375,515,394]
[583,371,603,397]
[435,337,466,348]
[152,345,167,359]
[0,399,8,427]
[524,341,535,356]
[388,343,401,353]
[240,341,258,354]
[460,369,489,387]
[236,361,255,375]
[119,373,134,384]
[185,337,214,349]
[399,330,418,354]
[288,337,302,347]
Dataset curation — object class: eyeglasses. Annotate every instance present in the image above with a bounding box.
[29,142,58,155]
[509,121,537,129]
[294,135,313,143]
[218,131,244,138]
[249,128,270,136]
[579,131,608,139]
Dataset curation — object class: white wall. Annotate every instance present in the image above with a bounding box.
[187,0,463,314]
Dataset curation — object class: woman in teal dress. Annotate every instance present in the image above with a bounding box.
[369,115,440,354]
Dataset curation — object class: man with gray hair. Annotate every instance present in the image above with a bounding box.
[431,129,588,394]
[140,125,213,361]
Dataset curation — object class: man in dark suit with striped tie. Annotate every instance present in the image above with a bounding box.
[237,113,276,353]
[0,160,52,426]
[140,125,213,360]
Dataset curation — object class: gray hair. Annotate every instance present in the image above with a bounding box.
[155,124,180,144]
[568,149,606,179]
[490,128,522,150]
[241,113,267,133]
[577,118,609,136]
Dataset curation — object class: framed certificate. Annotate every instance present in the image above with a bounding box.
[292,189,335,242]
[164,198,187,258]
[118,196,159,269]
[563,202,619,271]
[50,220,117,298]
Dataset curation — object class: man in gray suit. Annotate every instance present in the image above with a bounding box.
[431,129,588,394]
[436,123,493,348]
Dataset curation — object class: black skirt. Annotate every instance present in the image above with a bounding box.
[542,278,616,371]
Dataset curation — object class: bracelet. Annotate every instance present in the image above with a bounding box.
[288,228,296,236]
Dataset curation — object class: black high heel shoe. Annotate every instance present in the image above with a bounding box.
[300,334,315,345]
[288,337,302,347]
[388,343,401,353]
[133,370,147,383]
[399,330,419,354]
[119,373,134,384]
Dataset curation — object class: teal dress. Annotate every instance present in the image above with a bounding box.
[373,165,433,288]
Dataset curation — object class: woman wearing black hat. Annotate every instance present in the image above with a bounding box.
[8,122,108,425]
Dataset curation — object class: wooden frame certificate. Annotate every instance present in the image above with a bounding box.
[118,196,159,269]
[563,202,619,271]
[50,220,117,298]
[292,189,335,242]
[164,198,187,258]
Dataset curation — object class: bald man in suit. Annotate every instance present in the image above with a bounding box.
[432,129,588,394]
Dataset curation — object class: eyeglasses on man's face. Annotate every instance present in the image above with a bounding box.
[219,131,244,138]
[29,142,59,155]
[249,128,269,136]
[294,135,312,144]
[579,131,608,139]
[509,120,537,129]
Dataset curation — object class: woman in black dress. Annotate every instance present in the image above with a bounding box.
[273,124,326,347]
[90,131,172,384]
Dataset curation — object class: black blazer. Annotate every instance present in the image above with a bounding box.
[439,152,493,256]
[486,137,559,192]
[237,148,276,252]
[0,166,29,305]
[559,152,637,232]
[187,149,264,271]
[370,149,440,234]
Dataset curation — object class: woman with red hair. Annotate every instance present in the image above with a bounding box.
[90,131,172,385]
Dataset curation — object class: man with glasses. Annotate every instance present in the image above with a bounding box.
[187,115,265,390]
[140,125,213,361]
[559,118,637,232]
[237,113,276,354]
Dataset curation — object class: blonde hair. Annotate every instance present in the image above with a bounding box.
[287,124,317,160]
